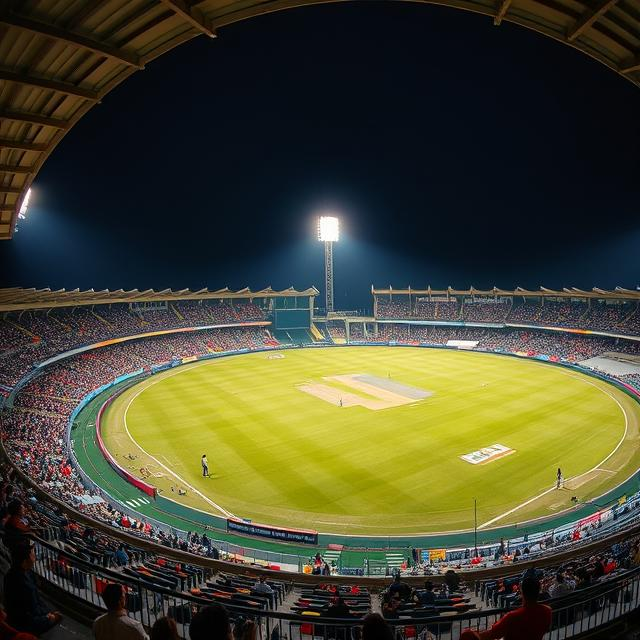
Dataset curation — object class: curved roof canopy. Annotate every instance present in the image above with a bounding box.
[372,286,640,300]
[0,285,319,311]
[1,0,639,240]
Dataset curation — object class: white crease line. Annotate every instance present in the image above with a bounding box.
[478,370,630,530]
[121,369,236,519]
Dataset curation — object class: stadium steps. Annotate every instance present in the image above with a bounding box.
[578,308,591,325]
[170,303,184,321]
[322,548,342,569]
[90,309,113,328]
[4,317,36,338]
[48,314,71,330]
[310,323,325,341]
[621,303,639,327]
[46,619,92,639]
[385,552,406,572]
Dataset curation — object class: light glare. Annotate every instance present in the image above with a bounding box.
[317,216,339,242]
[18,187,32,219]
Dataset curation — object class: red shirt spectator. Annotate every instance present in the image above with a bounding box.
[461,577,551,640]
[478,602,552,640]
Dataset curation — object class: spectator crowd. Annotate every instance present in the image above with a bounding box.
[375,295,640,337]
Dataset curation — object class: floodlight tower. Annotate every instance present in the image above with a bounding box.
[317,216,339,313]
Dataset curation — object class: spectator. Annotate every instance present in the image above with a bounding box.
[362,613,394,640]
[189,603,232,640]
[548,572,575,599]
[4,500,31,535]
[444,569,460,592]
[327,596,352,617]
[388,573,411,601]
[381,593,401,619]
[253,575,274,595]
[460,577,551,639]
[115,544,130,566]
[0,608,37,640]
[4,543,62,636]
[415,580,436,606]
[232,617,256,640]
[150,617,180,640]
[93,583,148,640]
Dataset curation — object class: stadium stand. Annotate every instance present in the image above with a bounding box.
[462,300,511,323]
[373,291,640,338]
[327,321,347,341]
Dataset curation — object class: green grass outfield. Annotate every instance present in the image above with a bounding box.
[101,347,640,536]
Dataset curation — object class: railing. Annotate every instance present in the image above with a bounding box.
[32,535,640,640]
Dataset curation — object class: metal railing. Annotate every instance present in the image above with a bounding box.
[31,535,640,640]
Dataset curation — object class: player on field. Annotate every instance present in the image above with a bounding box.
[202,454,210,478]
[556,467,563,489]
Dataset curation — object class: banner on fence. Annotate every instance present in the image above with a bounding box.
[227,518,318,545]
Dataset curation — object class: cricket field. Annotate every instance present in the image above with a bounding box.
[100,346,640,536]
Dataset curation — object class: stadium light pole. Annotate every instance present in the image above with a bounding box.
[317,216,339,313]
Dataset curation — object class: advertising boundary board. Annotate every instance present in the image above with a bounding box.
[94,384,157,498]
[227,518,318,545]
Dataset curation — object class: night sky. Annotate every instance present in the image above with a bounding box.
[1,2,638,310]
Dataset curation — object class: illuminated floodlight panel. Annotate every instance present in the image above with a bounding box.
[18,188,31,219]
[317,216,340,242]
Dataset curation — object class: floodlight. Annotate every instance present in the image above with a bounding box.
[18,187,31,219]
[317,215,340,313]
[317,216,339,243]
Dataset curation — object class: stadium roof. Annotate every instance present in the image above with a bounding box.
[0,286,319,311]
[372,286,640,300]
[1,1,639,240]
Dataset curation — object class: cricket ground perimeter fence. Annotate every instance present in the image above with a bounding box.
[33,532,640,640]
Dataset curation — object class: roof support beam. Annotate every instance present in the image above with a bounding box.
[620,54,640,73]
[0,68,100,101]
[158,0,216,37]
[567,0,620,41]
[0,187,22,195]
[0,205,15,212]
[494,0,513,25]
[0,12,143,69]
[0,138,48,152]
[0,110,71,130]
[0,164,33,174]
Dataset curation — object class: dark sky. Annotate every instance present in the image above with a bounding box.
[1,2,639,310]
